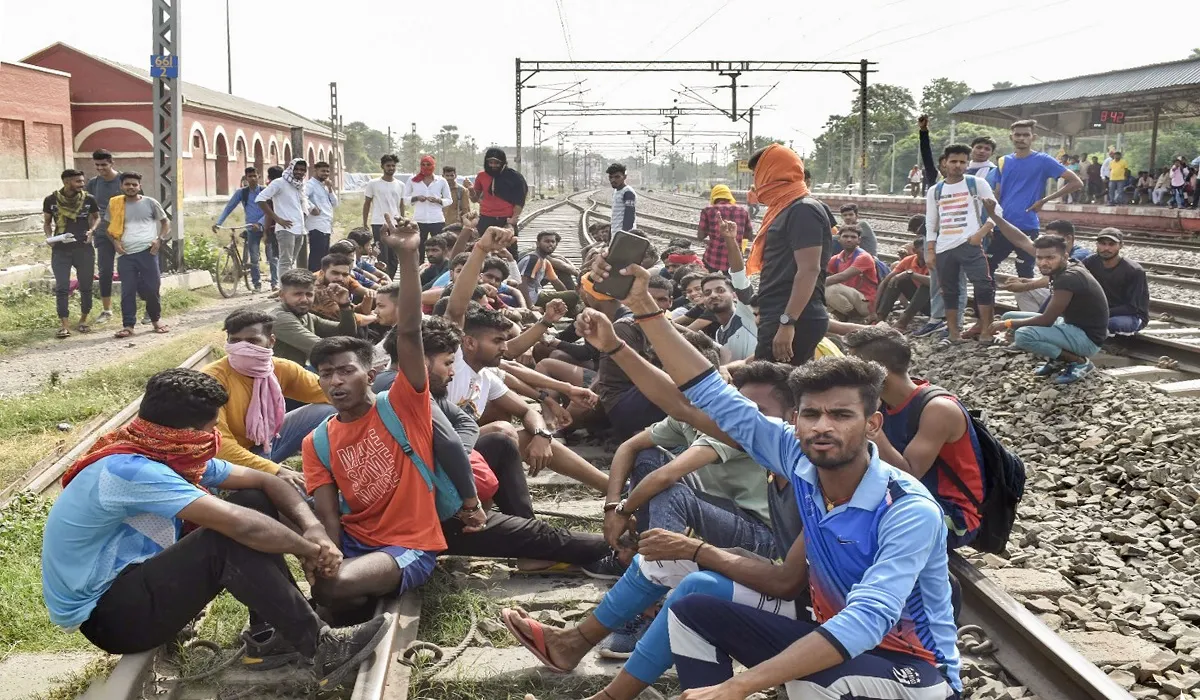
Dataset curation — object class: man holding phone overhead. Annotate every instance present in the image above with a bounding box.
[744,145,835,365]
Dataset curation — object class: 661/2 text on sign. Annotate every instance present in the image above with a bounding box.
[150,55,179,78]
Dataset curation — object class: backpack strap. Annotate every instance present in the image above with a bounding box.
[375,390,435,494]
[313,416,334,470]
[905,385,985,510]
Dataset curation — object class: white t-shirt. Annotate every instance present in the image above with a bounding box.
[255,179,307,235]
[404,176,452,224]
[364,177,404,226]
[925,177,998,254]
[447,348,508,420]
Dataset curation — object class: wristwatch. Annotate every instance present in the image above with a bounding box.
[533,428,554,441]
[779,313,795,326]
[615,498,630,516]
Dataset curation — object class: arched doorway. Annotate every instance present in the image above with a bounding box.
[283,142,292,163]
[253,139,264,175]
[192,130,209,195]
[214,132,230,195]
[269,142,278,166]
[307,145,316,165]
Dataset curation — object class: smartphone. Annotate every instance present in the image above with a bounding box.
[593,230,651,300]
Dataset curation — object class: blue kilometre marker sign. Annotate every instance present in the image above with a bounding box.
[150,55,179,78]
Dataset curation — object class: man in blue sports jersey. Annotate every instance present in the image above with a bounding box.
[584,259,962,700]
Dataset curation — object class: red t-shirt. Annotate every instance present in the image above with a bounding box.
[302,371,446,552]
[473,171,515,218]
[827,248,880,303]
[893,254,929,281]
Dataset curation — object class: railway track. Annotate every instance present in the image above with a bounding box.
[28,193,1131,700]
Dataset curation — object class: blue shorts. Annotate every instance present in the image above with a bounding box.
[340,532,438,595]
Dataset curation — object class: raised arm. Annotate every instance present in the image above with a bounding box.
[504,299,566,358]
[379,218,427,392]
[918,114,938,187]
[446,226,515,328]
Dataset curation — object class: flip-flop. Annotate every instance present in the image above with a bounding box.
[56,328,70,339]
[76,323,91,334]
[153,324,171,334]
[114,328,134,338]
[500,608,570,673]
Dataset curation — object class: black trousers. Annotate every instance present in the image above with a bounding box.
[478,215,519,257]
[51,244,94,319]
[877,277,930,320]
[441,512,608,565]
[79,490,323,656]
[754,315,828,365]
[474,432,534,519]
[371,224,397,277]
[94,235,116,299]
[307,230,331,273]
[417,222,443,264]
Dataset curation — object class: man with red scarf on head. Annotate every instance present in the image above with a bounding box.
[404,154,453,264]
[41,368,395,687]
[745,145,837,364]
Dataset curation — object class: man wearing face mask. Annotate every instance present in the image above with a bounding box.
[471,148,527,256]
[202,309,336,490]
[404,155,453,263]
[257,159,310,276]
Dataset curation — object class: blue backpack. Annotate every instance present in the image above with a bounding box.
[311,390,463,521]
[838,247,890,285]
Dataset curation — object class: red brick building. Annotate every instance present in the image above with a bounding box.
[0,61,73,199]
[20,43,338,198]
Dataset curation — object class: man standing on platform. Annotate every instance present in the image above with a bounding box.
[86,149,122,324]
[304,162,338,273]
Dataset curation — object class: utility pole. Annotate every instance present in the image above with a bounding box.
[572,149,578,191]
[329,82,340,191]
[224,0,232,93]
[151,0,182,270]
[387,127,393,155]
[858,59,869,194]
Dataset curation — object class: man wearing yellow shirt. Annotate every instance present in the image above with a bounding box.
[202,309,335,487]
[1109,152,1130,205]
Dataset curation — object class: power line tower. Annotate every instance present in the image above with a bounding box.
[151,0,182,269]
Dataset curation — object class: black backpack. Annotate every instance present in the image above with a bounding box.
[905,386,1026,554]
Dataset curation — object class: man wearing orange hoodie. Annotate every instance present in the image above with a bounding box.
[744,145,836,364]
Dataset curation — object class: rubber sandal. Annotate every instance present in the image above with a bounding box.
[76,323,91,334]
[114,328,134,338]
[500,608,570,673]
[512,562,582,576]
[56,328,70,339]
[153,324,171,334]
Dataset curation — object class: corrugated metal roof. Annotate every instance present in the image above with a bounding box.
[26,43,330,135]
[952,58,1200,113]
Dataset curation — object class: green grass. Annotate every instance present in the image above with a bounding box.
[22,655,117,700]
[0,286,209,355]
[0,328,222,499]
[413,674,680,699]
[417,568,511,650]
[0,494,93,657]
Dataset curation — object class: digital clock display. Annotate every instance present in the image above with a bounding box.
[1090,109,1126,128]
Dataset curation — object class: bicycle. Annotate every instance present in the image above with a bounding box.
[213,224,258,298]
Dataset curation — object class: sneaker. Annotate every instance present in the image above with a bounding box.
[1054,359,1094,384]
[1033,360,1065,377]
[581,553,628,582]
[912,320,945,337]
[313,612,394,689]
[241,623,302,671]
[140,314,152,325]
[95,310,112,324]
[596,614,651,660]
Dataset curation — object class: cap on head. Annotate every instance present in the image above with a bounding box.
[1095,228,1123,244]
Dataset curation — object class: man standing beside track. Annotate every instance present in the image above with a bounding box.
[363,154,405,276]
[1085,228,1149,336]
[472,148,526,256]
[608,163,637,235]
[743,144,833,365]
[257,159,310,278]
[991,120,1083,280]
[85,149,122,324]
[442,164,472,226]
[44,168,99,338]
[214,167,273,291]
[304,162,338,273]
[404,155,452,263]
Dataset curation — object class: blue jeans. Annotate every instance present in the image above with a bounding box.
[117,249,161,328]
[629,449,776,559]
[244,227,278,288]
[669,594,959,698]
[987,228,1038,279]
[1109,180,1124,205]
[1002,312,1100,360]
[1109,315,1144,335]
[1173,186,1187,208]
[928,262,966,321]
[250,403,337,463]
[593,556,797,684]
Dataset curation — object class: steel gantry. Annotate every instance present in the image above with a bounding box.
[151,0,182,268]
[515,60,878,192]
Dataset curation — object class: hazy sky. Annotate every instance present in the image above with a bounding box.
[1,0,1189,162]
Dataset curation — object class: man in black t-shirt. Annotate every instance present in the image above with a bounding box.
[747,146,833,364]
[1084,229,1149,336]
[43,169,101,338]
[984,201,1107,384]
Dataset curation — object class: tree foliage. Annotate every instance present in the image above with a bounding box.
[920,78,972,124]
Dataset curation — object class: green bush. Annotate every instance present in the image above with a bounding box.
[184,236,222,274]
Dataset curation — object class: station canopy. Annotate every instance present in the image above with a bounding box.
[950,57,1200,137]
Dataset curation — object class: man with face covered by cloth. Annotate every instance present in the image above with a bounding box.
[471,148,527,256]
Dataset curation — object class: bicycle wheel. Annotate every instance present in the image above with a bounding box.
[215,246,241,298]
